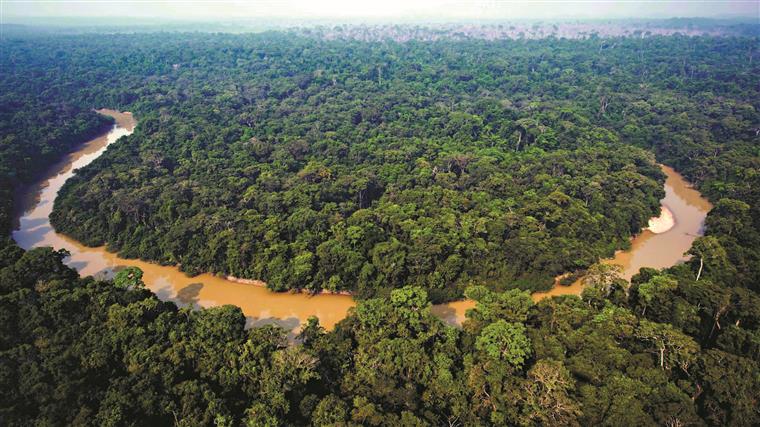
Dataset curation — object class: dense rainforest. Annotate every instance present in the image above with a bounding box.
[32,33,690,298]
[1,24,759,425]
[2,243,759,425]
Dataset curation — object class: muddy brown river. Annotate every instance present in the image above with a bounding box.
[13,110,712,331]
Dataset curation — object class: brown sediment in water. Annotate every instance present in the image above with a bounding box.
[12,111,713,331]
[12,110,354,333]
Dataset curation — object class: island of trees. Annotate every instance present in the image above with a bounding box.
[1,23,758,425]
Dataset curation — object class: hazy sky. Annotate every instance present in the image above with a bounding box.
[3,0,758,21]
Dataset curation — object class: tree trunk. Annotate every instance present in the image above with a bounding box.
[660,347,665,368]
[696,257,704,281]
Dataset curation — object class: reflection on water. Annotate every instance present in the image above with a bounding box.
[12,110,355,333]
[431,300,474,326]
[12,110,713,331]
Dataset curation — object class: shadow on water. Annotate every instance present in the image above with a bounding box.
[18,217,49,229]
[66,260,90,271]
[92,269,116,281]
[249,316,302,341]
[88,265,122,281]
[176,282,204,307]
[14,225,53,248]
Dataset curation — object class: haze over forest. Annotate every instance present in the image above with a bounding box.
[3,0,758,22]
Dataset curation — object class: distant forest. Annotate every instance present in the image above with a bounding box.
[1,27,759,425]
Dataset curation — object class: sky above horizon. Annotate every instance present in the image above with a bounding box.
[2,0,758,21]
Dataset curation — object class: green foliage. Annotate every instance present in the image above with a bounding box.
[475,320,532,368]
[695,349,760,426]
[0,102,112,232]
[581,263,626,307]
[521,359,581,426]
[5,32,702,298]
[2,241,760,425]
[311,394,348,426]
[687,236,736,283]
[465,286,534,324]
[634,274,678,317]
[113,266,145,289]
[1,27,759,426]
[635,319,700,372]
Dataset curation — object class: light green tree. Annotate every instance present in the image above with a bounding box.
[113,266,144,290]
[475,320,532,369]
[635,319,699,372]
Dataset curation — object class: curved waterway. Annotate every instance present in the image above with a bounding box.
[12,110,354,333]
[434,164,714,324]
[13,110,713,331]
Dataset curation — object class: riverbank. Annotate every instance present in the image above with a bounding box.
[12,110,355,332]
[10,112,122,232]
[433,165,714,325]
[225,275,352,296]
[12,110,713,331]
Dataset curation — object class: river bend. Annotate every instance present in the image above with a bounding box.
[13,110,712,330]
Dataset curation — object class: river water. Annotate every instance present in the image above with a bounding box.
[13,110,712,331]
[12,110,354,332]
[435,164,714,324]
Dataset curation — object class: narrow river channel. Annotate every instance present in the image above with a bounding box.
[13,110,713,332]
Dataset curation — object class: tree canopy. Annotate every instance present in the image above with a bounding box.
[1,24,759,426]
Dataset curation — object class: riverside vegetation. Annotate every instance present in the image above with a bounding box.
[1,27,759,425]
